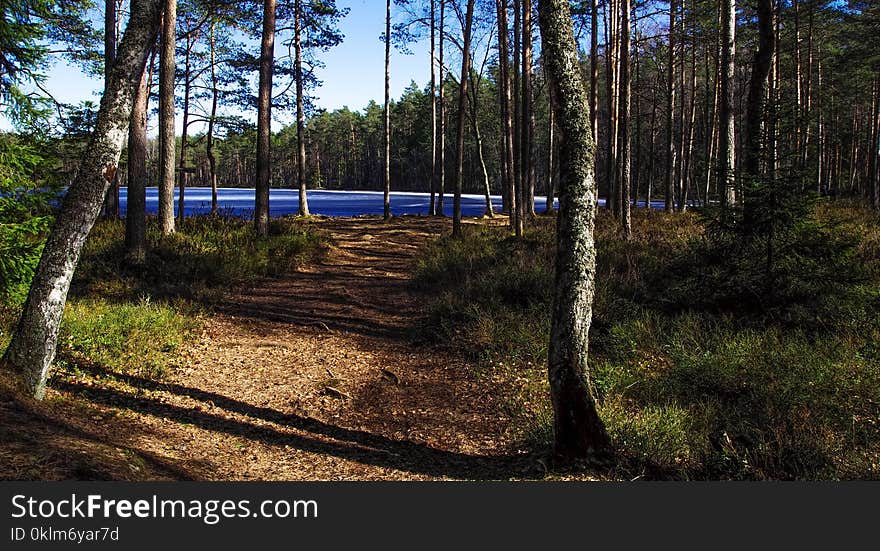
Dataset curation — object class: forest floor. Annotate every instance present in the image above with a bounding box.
[0,216,547,481]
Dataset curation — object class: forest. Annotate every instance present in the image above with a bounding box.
[0,0,878,482]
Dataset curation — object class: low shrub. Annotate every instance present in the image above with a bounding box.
[74,215,330,302]
[415,205,880,479]
[57,297,197,380]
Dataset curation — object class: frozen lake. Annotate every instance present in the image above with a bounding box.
[116,187,667,218]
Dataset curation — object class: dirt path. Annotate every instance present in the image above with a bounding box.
[32,217,531,480]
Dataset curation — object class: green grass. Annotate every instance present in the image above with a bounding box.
[415,206,880,480]
[57,297,197,380]
[2,215,330,383]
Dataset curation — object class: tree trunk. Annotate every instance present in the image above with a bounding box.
[2,0,163,400]
[633,28,642,209]
[794,0,803,171]
[618,0,631,238]
[605,0,618,214]
[158,0,176,234]
[537,0,611,460]
[104,0,120,219]
[705,20,720,205]
[496,0,516,225]
[255,0,276,236]
[719,0,736,209]
[295,0,309,217]
[743,0,774,180]
[665,0,677,212]
[437,0,446,216]
[383,0,392,220]
[590,0,599,183]
[125,45,154,263]
[451,0,475,239]
[207,21,219,214]
[870,75,880,209]
[523,0,536,218]
[177,29,192,226]
[513,0,523,237]
[545,81,556,214]
[647,76,657,207]
[430,0,437,215]
[681,25,697,212]
[469,61,494,217]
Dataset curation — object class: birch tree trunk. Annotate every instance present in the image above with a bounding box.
[719,0,736,209]
[537,0,611,460]
[2,0,164,399]
[870,75,880,209]
[618,0,632,237]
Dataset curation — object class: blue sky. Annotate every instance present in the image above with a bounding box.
[2,0,434,130]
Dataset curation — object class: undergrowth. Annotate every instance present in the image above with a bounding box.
[2,215,330,383]
[415,205,880,480]
[74,215,330,302]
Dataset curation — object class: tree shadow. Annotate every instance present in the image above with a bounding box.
[0,382,205,481]
[56,363,532,480]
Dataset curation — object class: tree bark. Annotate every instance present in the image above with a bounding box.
[125,45,154,263]
[452,0,475,238]
[719,0,736,208]
[177,28,193,226]
[430,0,438,215]
[545,80,556,214]
[2,0,164,399]
[870,75,880,209]
[207,21,219,214]
[665,0,677,211]
[384,0,392,220]
[469,60,494,217]
[295,0,309,217]
[743,0,774,180]
[158,0,176,234]
[513,0,524,237]
[496,0,516,225]
[523,0,535,218]
[605,0,618,213]
[437,0,446,216]
[590,0,599,182]
[618,0,631,238]
[255,0,276,235]
[104,0,120,219]
[537,0,611,460]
